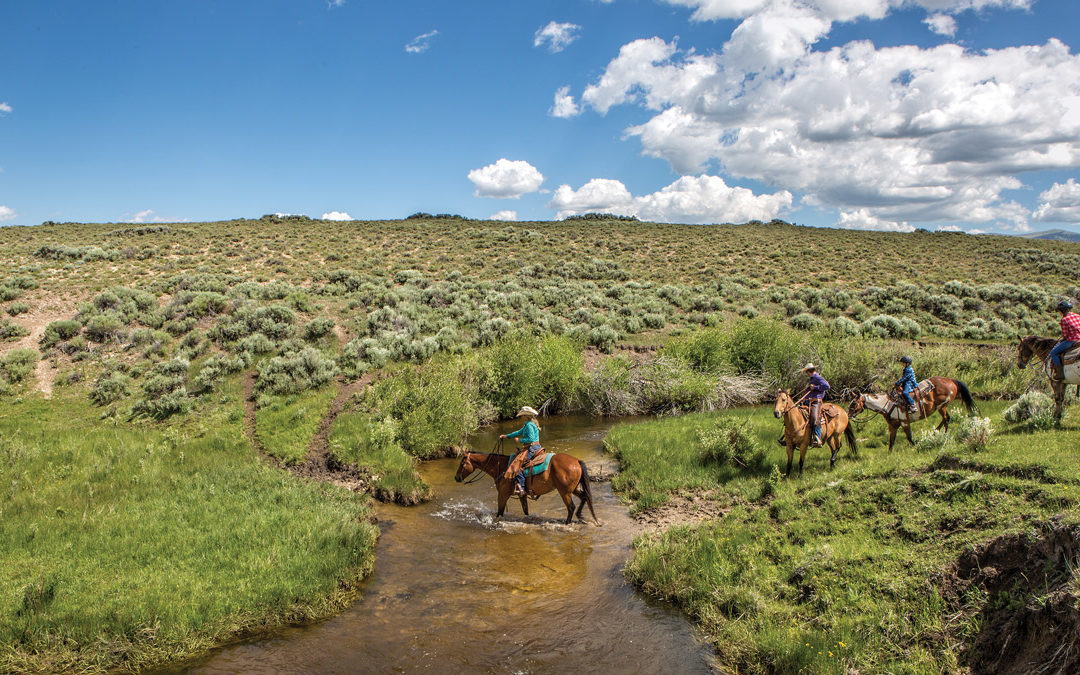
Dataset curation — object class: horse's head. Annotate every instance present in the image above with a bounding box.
[454,452,476,483]
[1016,335,1034,369]
[774,389,791,418]
[847,394,865,417]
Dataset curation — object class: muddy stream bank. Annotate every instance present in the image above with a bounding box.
[167,416,718,674]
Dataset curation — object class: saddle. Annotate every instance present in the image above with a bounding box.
[888,379,934,404]
[797,403,839,421]
[506,449,552,499]
[1061,344,1080,366]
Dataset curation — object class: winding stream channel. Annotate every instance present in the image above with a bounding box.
[170,417,719,674]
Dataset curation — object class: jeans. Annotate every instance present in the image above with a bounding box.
[516,443,542,491]
[1051,340,1077,368]
[902,387,916,408]
[809,399,822,440]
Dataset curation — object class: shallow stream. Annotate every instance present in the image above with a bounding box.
[172,417,718,674]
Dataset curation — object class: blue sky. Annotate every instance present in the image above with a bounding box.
[0,0,1078,232]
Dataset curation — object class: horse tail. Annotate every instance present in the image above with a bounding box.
[577,460,601,526]
[952,379,978,415]
[844,421,858,459]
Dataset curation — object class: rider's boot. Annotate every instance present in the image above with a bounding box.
[811,425,823,448]
[1052,364,1066,381]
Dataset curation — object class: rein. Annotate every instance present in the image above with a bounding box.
[461,438,508,485]
[777,391,809,416]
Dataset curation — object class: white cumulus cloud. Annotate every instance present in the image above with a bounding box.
[0,205,16,222]
[549,175,791,223]
[488,210,519,221]
[576,27,1079,229]
[550,86,581,118]
[1033,179,1080,223]
[405,30,438,54]
[322,211,353,221]
[468,159,545,198]
[534,21,582,53]
[924,13,957,36]
[0,102,11,114]
[837,208,914,232]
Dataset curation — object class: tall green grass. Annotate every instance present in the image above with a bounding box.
[0,381,378,673]
[255,384,338,464]
[328,412,431,504]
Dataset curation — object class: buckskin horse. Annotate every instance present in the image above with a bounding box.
[847,377,976,451]
[1016,335,1080,421]
[454,450,600,525]
[774,390,857,476]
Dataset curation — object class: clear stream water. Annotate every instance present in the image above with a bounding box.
[169,417,719,674]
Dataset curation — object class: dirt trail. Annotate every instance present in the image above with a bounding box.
[242,371,376,493]
[0,295,82,398]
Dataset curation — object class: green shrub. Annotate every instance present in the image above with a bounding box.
[789,313,823,331]
[304,317,335,340]
[1003,392,1054,423]
[0,318,29,341]
[5,302,30,317]
[90,372,131,406]
[256,347,338,395]
[955,416,993,452]
[84,314,127,343]
[913,429,951,453]
[698,417,765,469]
[1,349,38,384]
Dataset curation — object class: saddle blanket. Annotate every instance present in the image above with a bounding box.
[1064,345,1080,366]
[917,379,935,395]
[510,452,554,477]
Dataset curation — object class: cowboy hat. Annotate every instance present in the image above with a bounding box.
[801,363,817,372]
[515,406,539,417]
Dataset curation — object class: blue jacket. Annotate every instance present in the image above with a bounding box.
[896,365,917,392]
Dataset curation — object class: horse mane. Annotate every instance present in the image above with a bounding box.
[1022,335,1058,356]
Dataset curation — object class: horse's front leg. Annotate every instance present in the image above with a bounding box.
[887,422,898,452]
[496,481,510,518]
[1054,382,1066,421]
[785,442,794,476]
[519,494,529,516]
[902,423,915,446]
[798,442,808,476]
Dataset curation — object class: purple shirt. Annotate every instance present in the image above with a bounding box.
[808,373,830,400]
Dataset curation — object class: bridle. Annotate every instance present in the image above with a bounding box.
[459,439,507,486]
[775,391,809,416]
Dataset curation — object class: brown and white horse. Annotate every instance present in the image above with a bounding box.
[454,450,600,525]
[847,377,976,451]
[1016,335,1080,421]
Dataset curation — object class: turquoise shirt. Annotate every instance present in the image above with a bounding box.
[506,420,539,445]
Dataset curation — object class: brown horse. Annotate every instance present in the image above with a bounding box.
[454,450,600,525]
[774,390,856,476]
[846,376,976,451]
[1016,335,1080,421]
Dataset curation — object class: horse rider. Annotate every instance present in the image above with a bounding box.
[792,363,830,447]
[896,356,918,413]
[1051,300,1080,381]
[500,406,542,497]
